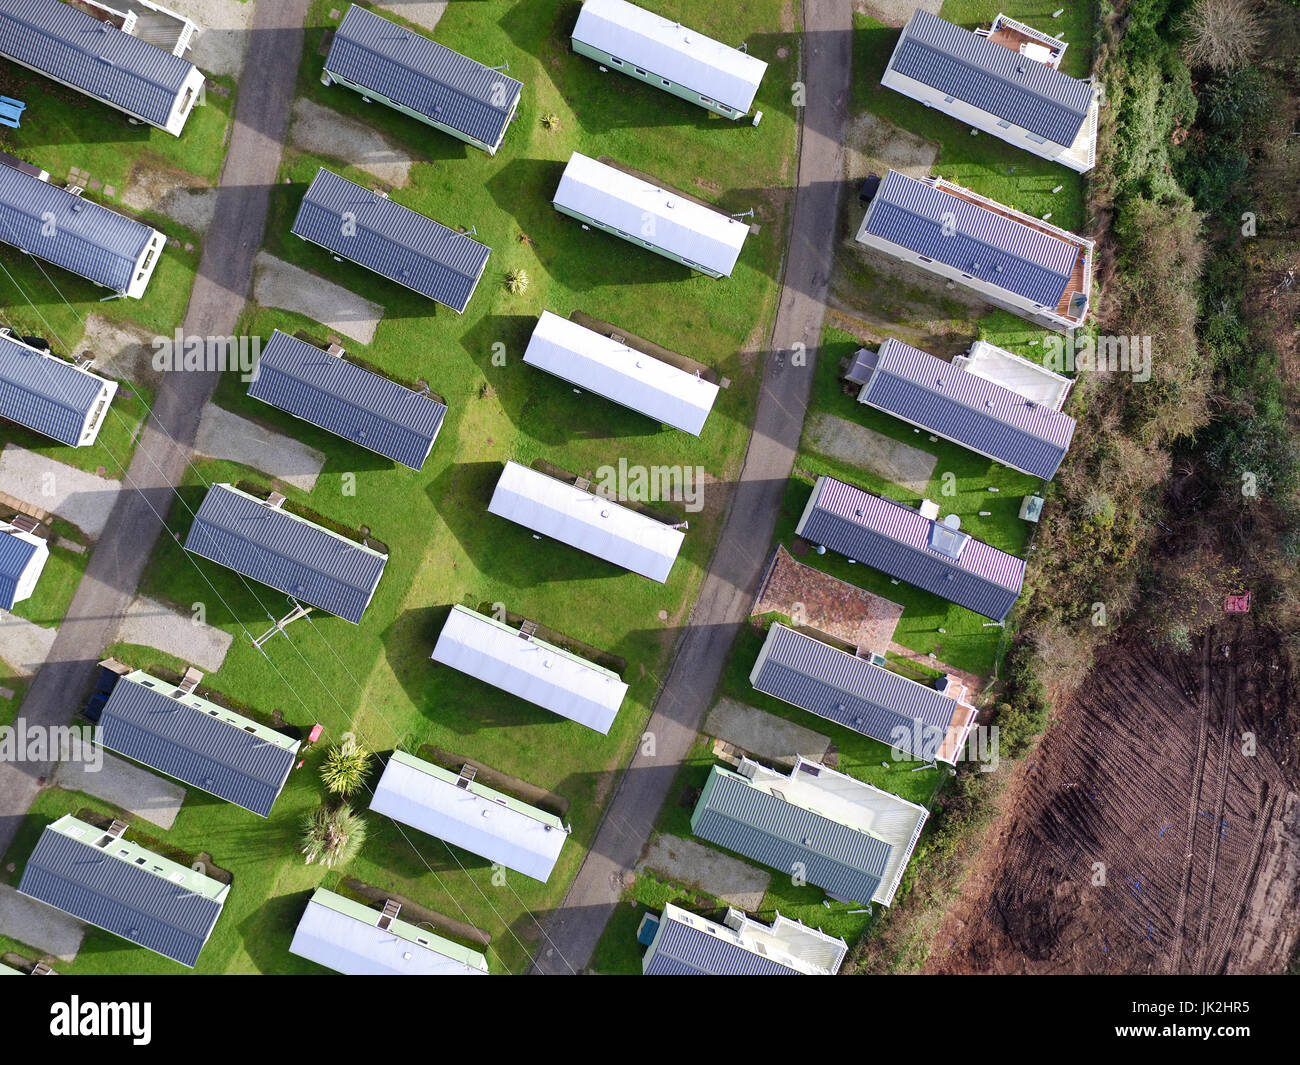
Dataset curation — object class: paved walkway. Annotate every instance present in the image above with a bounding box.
[0,0,314,864]
[53,751,186,831]
[531,0,854,973]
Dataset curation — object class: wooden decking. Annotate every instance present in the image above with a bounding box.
[932,180,1090,322]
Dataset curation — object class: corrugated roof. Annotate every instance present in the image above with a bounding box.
[291,167,490,313]
[432,605,627,735]
[0,525,41,611]
[644,910,804,975]
[523,311,718,436]
[18,817,225,968]
[289,888,489,975]
[858,338,1075,479]
[796,475,1024,622]
[890,9,1093,145]
[692,767,892,904]
[248,330,446,471]
[325,4,521,149]
[96,671,299,818]
[859,170,1078,309]
[553,152,749,277]
[0,0,197,128]
[370,751,568,883]
[751,623,960,761]
[0,163,156,294]
[0,332,114,446]
[488,460,685,583]
[572,0,768,114]
[183,483,387,625]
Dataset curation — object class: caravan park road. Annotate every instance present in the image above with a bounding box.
[531,0,854,974]
[0,0,313,862]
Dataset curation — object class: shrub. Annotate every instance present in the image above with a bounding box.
[1181,0,1267,71]
[505,268,529,294]
[320,741,371,797]
[300,804,367,868]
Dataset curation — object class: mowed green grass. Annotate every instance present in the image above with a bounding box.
[0,1,804,974]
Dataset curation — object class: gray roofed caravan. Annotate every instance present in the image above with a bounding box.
[854,337,1075,480]
[0,0,204,136]
[18,814,228,968]
[248,330,447,471]
[888,9,1094,147]
[691,758,929,906]
[795,474,1025,622]
[642,903,848,975]
[749,623,975,765]
[183,483,387,625]
[0,520,47,611]
[0,163,165,297]
[91,665,300,818]
[0,330,118,445]
[323,4,522,155]
[291,168,490,313]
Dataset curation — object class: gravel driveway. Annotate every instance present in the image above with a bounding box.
[193,403,326,492]
[639,834,771,911]
[0,446,121,540]
[115,595,234,673]
[291,98,413,187]
[252,252,385,345]
[0,613,57,677]
[54,751,186,831]
[804,410,938,495]
[0,884,84,961]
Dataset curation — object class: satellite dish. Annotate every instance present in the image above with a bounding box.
[943,514,961,530]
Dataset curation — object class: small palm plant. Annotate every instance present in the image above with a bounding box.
[300,803,367,868]
[505,268,530,295]
[541,112,559,131]
[320,739,371,798]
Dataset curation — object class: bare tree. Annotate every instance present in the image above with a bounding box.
[1181,0,1267,71]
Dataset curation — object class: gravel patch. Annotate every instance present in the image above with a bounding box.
[854,0,941,27]
[193,403,326,492]
[0,612,57,677]
[252,252,385,346]
[705,697,834,767]
[846,111,937,183]
[805,410,938,495]
[53,751,186,831]
[0,884,84,961]
[639,834,771,911]
[291,98,414,187]
[375,1,447,32]
[115,596,234,673]
[0,446,122,539]
[169,0,255,78]
[120,164,217,234]
[83,313,165,390]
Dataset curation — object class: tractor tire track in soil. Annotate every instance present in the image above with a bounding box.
[927,622,1300,974]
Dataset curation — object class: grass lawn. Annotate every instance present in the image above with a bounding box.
[0,0,804,975]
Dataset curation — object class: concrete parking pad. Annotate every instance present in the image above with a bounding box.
[168,0,255,78]
[0,446,122,540]
[639,834,770,911]
[115,596,234,673]
[252,252,385,345]
[705,697,833,767]
[53,751,186,831]
[804,410,938,496]
[291,98,414,187]
[193,403,326,492]
[0,613,57,678]
[0,884,85,961]
[376,1,446,32]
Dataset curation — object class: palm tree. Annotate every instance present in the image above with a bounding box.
[320,740,371,797]
[300,804,367,868]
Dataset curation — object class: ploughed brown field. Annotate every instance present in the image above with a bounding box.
[928,623,1300,974]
